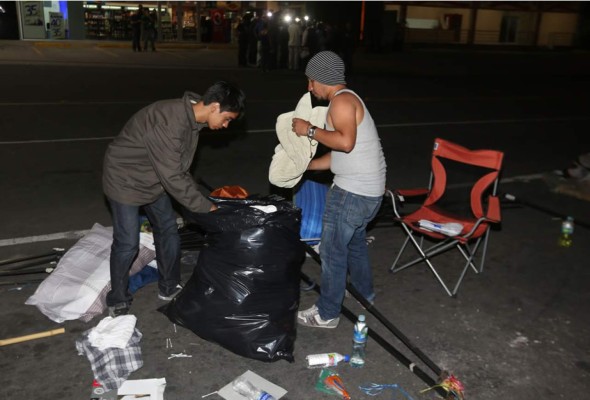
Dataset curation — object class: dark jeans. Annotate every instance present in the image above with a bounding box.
[316,185,382,320]
[132,31,141,52]
[143,29,156,51]
[106,194,181,307]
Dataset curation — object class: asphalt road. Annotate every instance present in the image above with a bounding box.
[1,46,589,243]
[1,43,590,400]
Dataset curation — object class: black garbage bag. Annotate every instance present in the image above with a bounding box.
[162,197,305,362]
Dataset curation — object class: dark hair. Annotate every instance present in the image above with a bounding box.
[203,81,246,119]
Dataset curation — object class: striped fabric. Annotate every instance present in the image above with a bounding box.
[305,50,347,86]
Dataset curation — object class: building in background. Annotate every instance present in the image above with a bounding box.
[367,1,584,50]
[0,1,586,50]
[1,1,308,43]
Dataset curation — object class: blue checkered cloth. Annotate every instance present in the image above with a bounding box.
[76,327,143,391]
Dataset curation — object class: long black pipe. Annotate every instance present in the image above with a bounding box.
[503,192,590,230]
[0,251,60,267]
[303,243,444,377]
[0,256,58,272]
[0,268,52,277]
[299,271,447,397]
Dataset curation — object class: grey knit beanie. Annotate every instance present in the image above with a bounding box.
[305,51,346,86]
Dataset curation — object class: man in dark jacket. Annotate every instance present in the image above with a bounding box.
[102,81,245,317]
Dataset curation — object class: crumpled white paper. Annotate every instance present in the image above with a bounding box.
[88,314,137,350]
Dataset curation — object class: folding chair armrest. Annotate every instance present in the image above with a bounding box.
[386,188,430,219]
[486,195,501,223]
[396,188,430,198]
[459,211,502,241]
[455,217,486,241]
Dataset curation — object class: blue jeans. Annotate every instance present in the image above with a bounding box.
[316,185,383,320]
[106,194,180,307]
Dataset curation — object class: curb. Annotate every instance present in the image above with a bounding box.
[28,40,238,50]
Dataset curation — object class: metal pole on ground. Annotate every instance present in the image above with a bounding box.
[303,243,445,377]
[299,269,447,397]
[301,243,453,397]
[503,192,590,230]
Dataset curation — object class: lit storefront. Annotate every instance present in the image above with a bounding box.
[16,1,70,39]
[79,1,242,43]
[11,1,252,42]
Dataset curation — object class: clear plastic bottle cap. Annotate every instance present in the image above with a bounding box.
[358,314,365,322]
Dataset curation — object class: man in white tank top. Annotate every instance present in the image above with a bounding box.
[292,51,387,329]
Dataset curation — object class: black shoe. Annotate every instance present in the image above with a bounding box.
[108,302,129,318]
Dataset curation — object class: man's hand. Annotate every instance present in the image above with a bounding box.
[292,118,311,137]
[209,203,218,212]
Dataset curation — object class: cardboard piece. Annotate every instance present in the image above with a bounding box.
[117,378,166,400]
[217,370,287,400]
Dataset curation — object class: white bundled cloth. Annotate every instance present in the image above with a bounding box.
[25,223,155,323]
[269,92,328,188]
[88,315,138,350]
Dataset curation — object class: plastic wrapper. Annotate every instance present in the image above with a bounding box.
[162,197,305,362]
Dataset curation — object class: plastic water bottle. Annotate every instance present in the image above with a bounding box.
[231,376,276,400]
[558,216,574,247]
[350,314,368,368]
[306,352,350,368]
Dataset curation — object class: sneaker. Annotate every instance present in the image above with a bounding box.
[297,304,339,329]
[158,283,184,301]
[108,302,129,318]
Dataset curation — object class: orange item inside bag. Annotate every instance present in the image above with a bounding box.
[210,185,249,199]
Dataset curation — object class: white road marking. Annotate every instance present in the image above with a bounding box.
[0,100,145,106]
[1,116,587,145]
[0,229,90,247]
[0,172,546,247]
[96,47,119,58]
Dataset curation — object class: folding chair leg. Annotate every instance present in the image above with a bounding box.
[389,224,456,273]
[422,254,454,297]
[393,239,458,272]
[456,240,481,274]
[478,227,492,273]
[396,228,455,297]
[452,244,482,296]
[390,223,493,297]
[390,234,411,272]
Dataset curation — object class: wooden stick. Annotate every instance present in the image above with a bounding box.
[0,327,65,346]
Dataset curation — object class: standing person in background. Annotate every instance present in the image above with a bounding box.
[254,15,269,68]
[236,14,251,67]
[300,21,312,69]
[278,20,289,69]
[102,81,246,317]
[130,5,142,52]
[247,14,259,67]
[291,51,387,328]
[288,19,302,71]
[259,21,271,72]
[307,21,319,58]
[142,8,157,52]
[315,22,327,53]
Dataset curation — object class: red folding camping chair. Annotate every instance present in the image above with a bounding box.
[387,137,504,297]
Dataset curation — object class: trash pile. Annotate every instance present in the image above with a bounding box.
[2,186,464,399]
[547,152,590,201]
